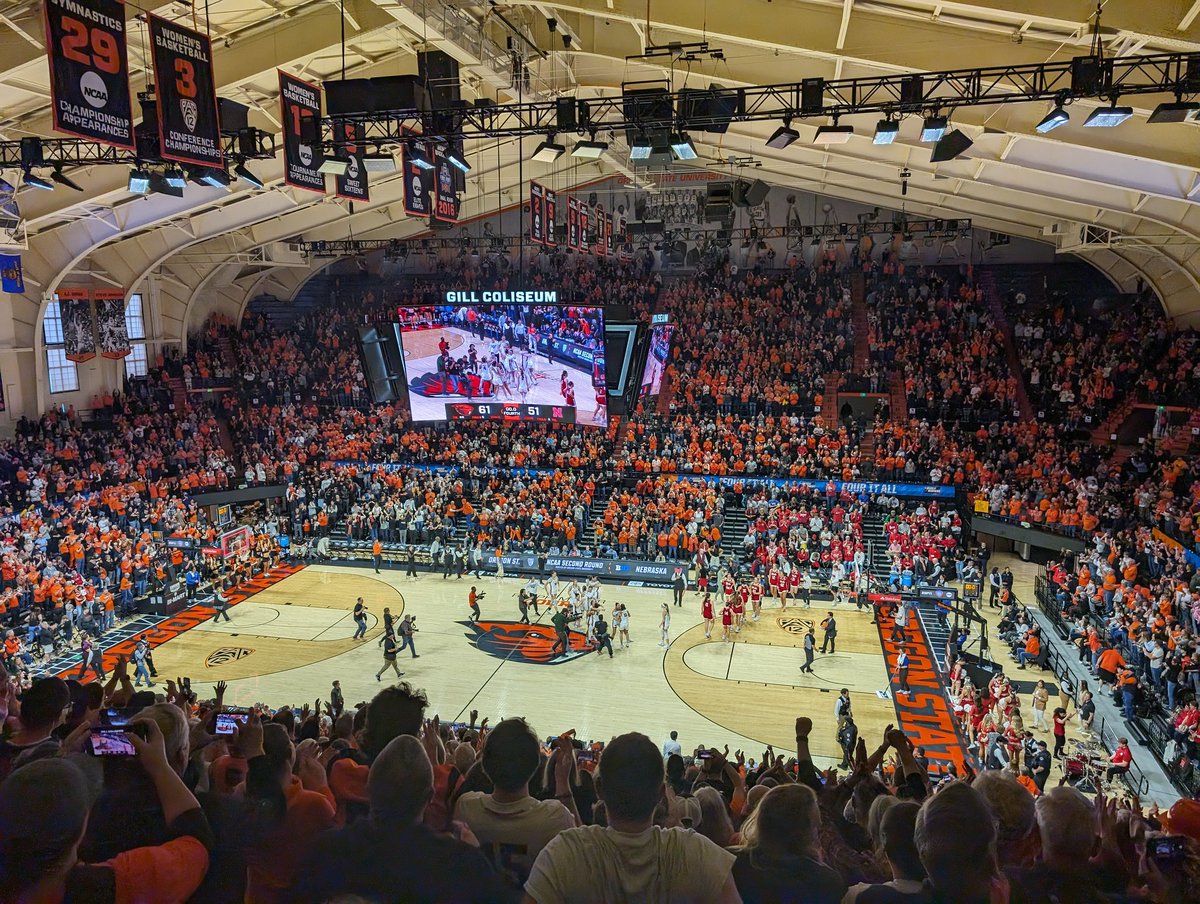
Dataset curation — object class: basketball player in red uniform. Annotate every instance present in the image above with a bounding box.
[749,577,763,622]
[778,567,791,609]
[733,584,748,633]
[721,572,736,605]
[720,601,734,642]
[701,593,715,639]
[787,567,802,610]
[768,564,781,603]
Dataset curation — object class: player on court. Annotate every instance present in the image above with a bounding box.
[768,563,781,604]
[721,571,736,607]
[701,592,715,639]
[788,566,803,609]
[592,384,607,424]
[659,602,671,647]
[720,600,734,642]
[524,576,542,616]
[749,577,763,622]
[733,584,747,633]
[614,603,631,648]
[545,571,561,606]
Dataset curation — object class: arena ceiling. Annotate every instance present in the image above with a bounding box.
[1,0,1199,407]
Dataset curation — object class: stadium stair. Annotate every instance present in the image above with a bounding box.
[861,514,893,584]
[1162,408,1200,457]
[887,373,907,424]
[247,272,384,332]
[720,504,748,560]
[979,273,1036,422]
[850,271,870,372]
[820,372,841,421]
[163,375,189,411]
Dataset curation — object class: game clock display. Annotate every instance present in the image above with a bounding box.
[447,402,577,423]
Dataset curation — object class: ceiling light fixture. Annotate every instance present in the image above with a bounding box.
[571,138,609,159]
[813,120,854,145]
[22,169,54,191]
[532,135,566,162]
[670,132,697,160]
[920,114,947,142]
[447,142,471,173]
[873,119,899,144]
[766,116,799,149]
[1147,100,1200,123]
[128,168,151,194]
[930,128,974,162]
[49,167,83,191]
[199,168,232,188]
[629,136,652,161]
[1035,105,1070,133]
[164,169,187,190]
[1084,101,1133,128]
[318,156,350,175]
[234,163,265,187]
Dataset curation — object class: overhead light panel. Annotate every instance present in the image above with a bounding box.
[930,128,974,162]
[571,139,609,159]
[410,145,434,170]
[1148,101,1200,123]
[670,133,697,160]
[50,167,83,191]
[873,119,899,144]
[128,168,151,194]
[22,169,53,191]
[318,156,350,175]
[234,163,264,187]
[766,118,799,149]
[1084,103,1133,128]
[164,169,187,190]
[199,168,232,188]
[813,123,854,145]
[447,145,471,173]
[629,137,652,161]
[362,153,397,173]
[532,136,565,162]
[149,171,183,198]
[920,115,947,142]
[1035,105,1070,133]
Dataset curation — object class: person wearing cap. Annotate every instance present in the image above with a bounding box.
[0,720,212,903]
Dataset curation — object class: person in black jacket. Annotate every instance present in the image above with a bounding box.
[297,735,518,904]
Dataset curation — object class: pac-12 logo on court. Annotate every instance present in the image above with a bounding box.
[205,647,255,668]
[464,621,591,664]
[778,617,815,636]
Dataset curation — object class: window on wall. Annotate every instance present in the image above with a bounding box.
[43,298,79,393]
[46,347,80,394]
[124,293,148,378]
[124,343,148,378]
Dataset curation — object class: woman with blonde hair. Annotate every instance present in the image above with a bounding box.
[731,783,846,903]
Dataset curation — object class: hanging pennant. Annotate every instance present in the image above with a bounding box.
[334,119,369,202]
[544,189,557,247]
[278,70,324,194]
[149,15,223,168]
[95,289,130,359]
[529,181,545,245]
[58,289,96,363]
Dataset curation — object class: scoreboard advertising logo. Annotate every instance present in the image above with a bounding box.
[44,0,135,149]
[148,14,223,168]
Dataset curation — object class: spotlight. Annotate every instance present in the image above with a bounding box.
[920,115,947,142]
[930,128,974,162]
[670,133,697,160]
[199,168,232,188]
[1148,101,1200,123]
[447,144,471,173]
[318,156,350,175]
[128,168,151,194]
[164,169,187,189]
[22,169,53,191]
[766,117,799,149]
[234,163,264,187]
[571,138,609,159]
[873,119,899,144]
[362,154,397,173]
[532,136,565,162]
[1035,105,1070,133]
[629,137,652,161]
[148,171,183,198]
[813,123,854,145]
[50,167,83,191]
[1084,103,1133,128]
[410,145,434,170]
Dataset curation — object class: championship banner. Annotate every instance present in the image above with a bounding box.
[433,146,459,223]
[95,289,130,359]
[605,211,614,256]
[402,137,433,217]
[148,15,222,168]
[58,289,96,363]
[334,119,369,202]
[544,188,557,247]
[579,204,590,254]
[0,254,23,294]
[529,181,545,245]
[278,70,324,194]
[44,0,134,149]
[567,196,579,250]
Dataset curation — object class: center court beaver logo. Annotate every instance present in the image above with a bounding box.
[464,621,591,664]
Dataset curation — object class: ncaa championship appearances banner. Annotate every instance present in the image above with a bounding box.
[278,70,324,193]
[44,0,134,149]
[149,15,223,168]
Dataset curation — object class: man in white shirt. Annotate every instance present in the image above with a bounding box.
[661,731,682,759]
[524,732,740,904]
[454,718,578,886]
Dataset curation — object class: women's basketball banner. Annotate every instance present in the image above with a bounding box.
[44,0,134,149]
[544,189,557,247]
[529,181,545,245]
[401,136,433,217]
[95,289,130,359]
[334,119,369,202]
[567,196,579,250]
[149,15,223,168]
[278,70,324,193]
[58,288,96,362]
[578,204,590,255]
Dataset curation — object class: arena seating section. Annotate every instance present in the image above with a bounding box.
[3,251,1200,902]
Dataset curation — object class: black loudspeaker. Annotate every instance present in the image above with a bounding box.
[627,220,664,235]
[555,96,578,132]
[900,75,923,107]
[622,87,674,146]
[325,76,429,116]
[801,77,824,114]
[743,179,769,207]
[930,129,974,163]
[704,181,733,221]
[1070,55,1107,94]
[678,84,742,134]
[419,50,460,110]
[217,98,249,134]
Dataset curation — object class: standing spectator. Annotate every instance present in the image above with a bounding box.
[662,731,682,759]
